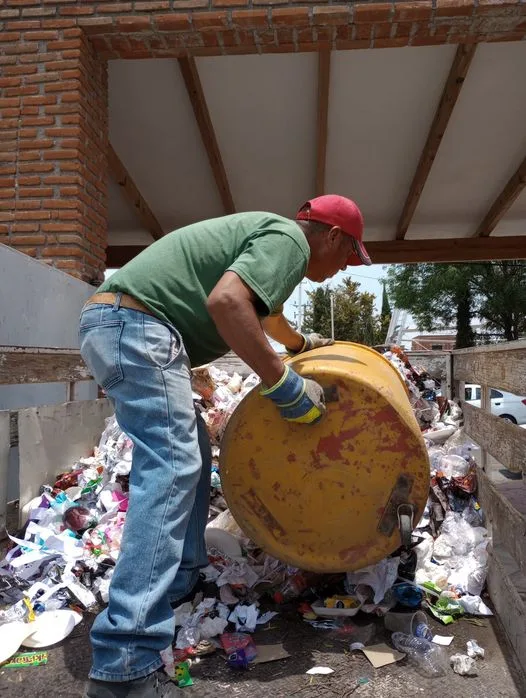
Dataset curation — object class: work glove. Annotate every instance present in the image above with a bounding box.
[260,366,326,425]
[286,333,334,356]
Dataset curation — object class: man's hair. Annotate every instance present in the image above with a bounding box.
[298,218,333,237]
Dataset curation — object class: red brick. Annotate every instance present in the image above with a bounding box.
[313,6,351,25]
[6,20,40,29]
[42,244,83,256]
[23,95,56,106]
[19,162,54,173]
[59,6,95,16]
[0,77,21,88]
[4,42,39,56]
[21,7,56,17]
[18,175,40,186]
[45,80,81,93]
[395,22,414,37]
[23,30,58,40]
[192,11,230,30]
[231,9,268,28]
[48,40,81,50]
[19,187,54,198]
[42,18,75,28]
[116,16,152,32]
[10,234,46,245]
[0,10,21,19]
[436,0,475,17]
[77,17,116,34]
[394,1,433,22]
[25,72,60,84]
[19,139,54,150]
[374,23,392,39]
[353,3,393,23]
[155,13,192,30]
[167,0,207,6]
[0,32,21,42]
[96,2,133,12]
[271,7,310,25]
[44,127,81,138]
[135,1,170,9]
[3,64,38,76]
[43,199,77,209]
[212,0,248,6]
[0,177,15,188]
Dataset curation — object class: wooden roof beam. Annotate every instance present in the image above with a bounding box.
[475,154,526,237]
[107,143,165,241]
[315,49,331,197]
[178,56,235,215]
[396,44,477,241]
[107,235,526,268]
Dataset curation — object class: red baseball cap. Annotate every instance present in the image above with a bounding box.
[296,195,371,266]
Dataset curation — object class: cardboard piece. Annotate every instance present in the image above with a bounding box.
[361,643,406,668]
[433,634,454,646]
[253,644,291,664]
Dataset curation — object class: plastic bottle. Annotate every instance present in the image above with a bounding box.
[391,632,447,677]
[414,622,433,641]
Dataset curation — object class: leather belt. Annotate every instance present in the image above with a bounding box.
[85,292,157,318]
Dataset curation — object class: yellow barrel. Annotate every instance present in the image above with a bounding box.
[220,342,430,572]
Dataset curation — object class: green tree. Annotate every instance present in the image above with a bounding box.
[303,278,380,346]
[472,261,526,342]
[386,261,526,348]
[386,263,475,349]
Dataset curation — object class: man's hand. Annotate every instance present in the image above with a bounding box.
[260,366,326,425]
[287,333,334,355]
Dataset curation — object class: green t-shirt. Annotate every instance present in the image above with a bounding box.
[99,212,310,367]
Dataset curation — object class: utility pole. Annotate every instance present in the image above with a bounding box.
[297,281,303,331]
[330,292,335,341]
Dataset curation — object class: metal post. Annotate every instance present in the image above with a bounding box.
[297,281,303,331]
[330,292,335,341]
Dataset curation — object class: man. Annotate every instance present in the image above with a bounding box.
[81,194,371,697]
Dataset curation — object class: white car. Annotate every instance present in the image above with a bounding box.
[464,384,526,425]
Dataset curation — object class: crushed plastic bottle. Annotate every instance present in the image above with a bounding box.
[391,632,448,677]
[414,623,433,641]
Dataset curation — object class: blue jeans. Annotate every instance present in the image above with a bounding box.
[79,299,211,682]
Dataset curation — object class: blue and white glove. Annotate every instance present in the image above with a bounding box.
[260,366,326,425]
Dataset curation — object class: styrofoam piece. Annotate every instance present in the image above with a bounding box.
[22,610,82,649]
[0,621,33,663]
[311,599,362,618]
[423,426,456,444]
[204,527,243,560]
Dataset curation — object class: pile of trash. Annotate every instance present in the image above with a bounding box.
[0,350,493,681]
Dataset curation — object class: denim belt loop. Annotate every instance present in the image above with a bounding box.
[112,292,123,312]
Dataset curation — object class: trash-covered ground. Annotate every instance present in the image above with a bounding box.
[0,348,524,694]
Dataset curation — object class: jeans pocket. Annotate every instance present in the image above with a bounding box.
[79,321,124,390]
[142,316,182,370]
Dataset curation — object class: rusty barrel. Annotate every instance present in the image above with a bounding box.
[219,342,430,572]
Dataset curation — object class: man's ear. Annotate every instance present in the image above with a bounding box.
[328,226,341,245]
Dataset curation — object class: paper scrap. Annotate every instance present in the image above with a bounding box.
[253,644,290,664]
[361,644,406,669]
[306,666,334,675]
[2,651,48,668]
[433,634,454,646]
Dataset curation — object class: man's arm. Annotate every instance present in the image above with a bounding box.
[207,271,285,387]
[261,313,304,353]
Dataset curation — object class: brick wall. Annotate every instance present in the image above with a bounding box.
[0,15,108,284]
[1,0,525,282]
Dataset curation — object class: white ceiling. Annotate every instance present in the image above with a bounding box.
[107,41,526,245]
